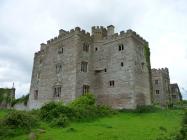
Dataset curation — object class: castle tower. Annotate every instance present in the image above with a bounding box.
[107,25,115,36]
[91,26,107,41]
[151,68,171,106]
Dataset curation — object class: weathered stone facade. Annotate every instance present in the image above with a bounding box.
[28,25,152,109]
[170,83,182,103]
[151,68,171,106]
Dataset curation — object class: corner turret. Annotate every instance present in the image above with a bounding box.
[91,26,107,41]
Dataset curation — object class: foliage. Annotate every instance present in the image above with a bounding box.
[175,110,187,140]
[9,109,183,140]
[0,110,39,129]
[40,94,116,124]
[50,114,69,127]
[0,88,12,104]
[144,45,153,102]
[0,110,39,139]
[40,102,75,121]
[68,94,116,121]
[68,93,96,108]
[11,94,29,106]
[120,105,159,113]
[135,105,158,113]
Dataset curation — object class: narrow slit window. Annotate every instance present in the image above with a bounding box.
[155,90,160,94]
[109,80,115,87]
[53,86,61,98]
[81,61,88,72]
[83,85,89,95]
[34,90,38,100]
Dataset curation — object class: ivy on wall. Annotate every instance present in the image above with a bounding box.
[11,94,29,106]
[144,45,153,102]
[0,88,12,104]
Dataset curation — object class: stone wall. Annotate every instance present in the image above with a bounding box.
[28,25,152,110]
[170,83,182,103]
[14,103,28,111]
[151,68,171,106]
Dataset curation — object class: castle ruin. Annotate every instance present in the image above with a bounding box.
[28,25,152,109]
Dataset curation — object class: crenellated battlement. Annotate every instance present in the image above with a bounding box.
[46,27,91,45]
[91,26,107,41]
[125,29,148,44]
[101,29,147,45]
[152,68,169,75]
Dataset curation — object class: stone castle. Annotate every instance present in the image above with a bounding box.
[27,25,182,110]
[151,68,182,106]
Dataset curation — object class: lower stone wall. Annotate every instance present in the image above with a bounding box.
[13,103,28,111]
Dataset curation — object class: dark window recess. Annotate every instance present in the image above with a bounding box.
[58,47,63,54]
[118,44,124,51]
[81,61,88,72]
[56,64,62,73]
[141,62,144,69]
[83,85,89,95]
[34,90,38,100]
[172,95,177,99]
[83,43,89,52]
[53,86,61,98]
[95,47,98,51]
[121,62,124,67]
[39,58,42,64]
[156,90,160,94]
[36,72,40,79]
[109,80,115,87]
[104,68,107,72]
[155,80,159,84]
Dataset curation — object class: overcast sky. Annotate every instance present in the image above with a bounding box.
[0,0,187,99]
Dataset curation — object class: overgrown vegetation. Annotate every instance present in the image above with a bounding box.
[11,94,29,106]
[0,110,39,139]
[40,93,116,126]
[175,110,187,140]
[0,93,186,140]
[0,88,13,105]
[120,105,159,113]
[144,45,153,102]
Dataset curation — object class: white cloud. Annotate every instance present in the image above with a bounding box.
[0,0,187,99]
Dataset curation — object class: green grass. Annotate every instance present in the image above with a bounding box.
[0,109,184,140]
[0,109,10,119]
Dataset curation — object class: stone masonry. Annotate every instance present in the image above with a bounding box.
[170,83,182,103]
[151,68,171,106]
[28,25,152,109]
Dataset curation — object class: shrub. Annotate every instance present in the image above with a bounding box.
[96,105,117,117]
[40,102,75,121]
[40,102,58,121]
[135,105,158,113]
[1,110,39,129]
[41,94,116,124]
[11,94,29,106]
[68,93,96,108]
[0,110,39,139]
[50,114,69,127]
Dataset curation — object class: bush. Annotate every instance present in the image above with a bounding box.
[96,105,117,117]
[135,105,158,113]
[68,93,96,108]
[11,94,29,106]
[50,114,69,127]
[0,110,39,139]
[40,102,75,121]
[40,94,116,123]
[1,110,38,129]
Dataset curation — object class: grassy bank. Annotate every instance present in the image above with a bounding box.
[1,109,184,140]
